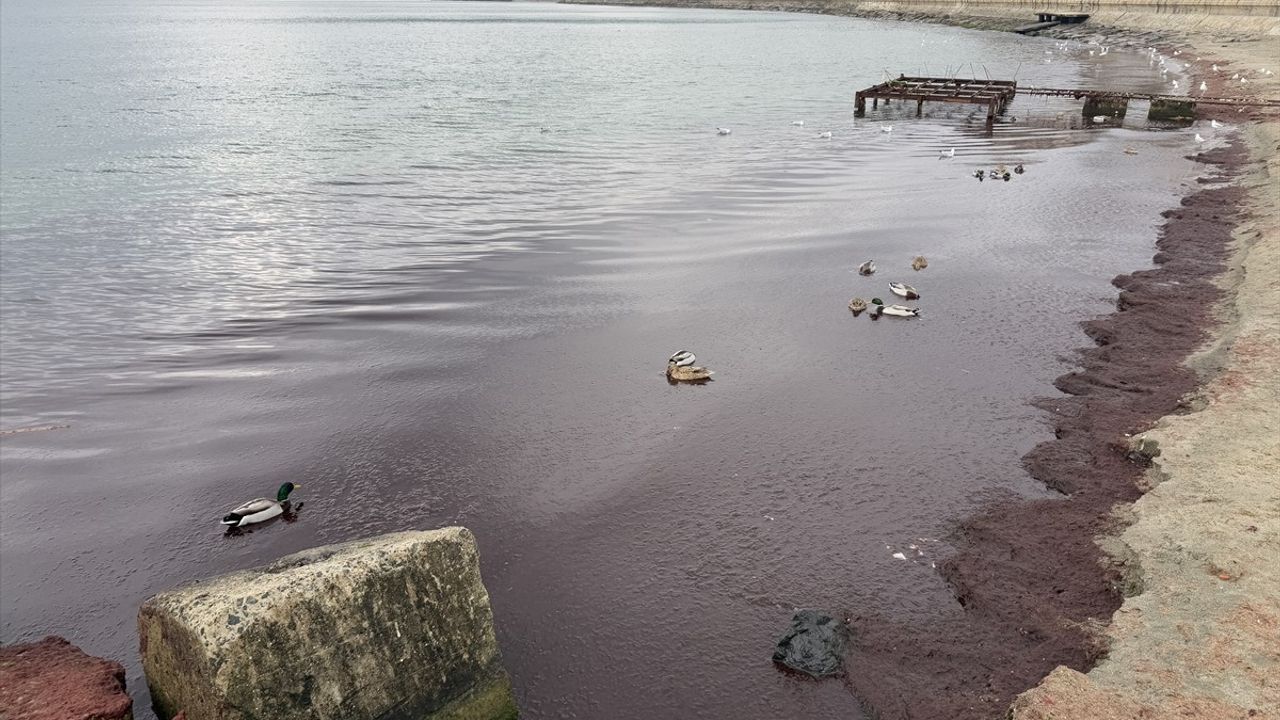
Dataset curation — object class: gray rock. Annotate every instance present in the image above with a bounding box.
[138,528,516,720]
[772,610,847,678]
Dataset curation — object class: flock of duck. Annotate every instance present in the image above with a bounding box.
[665,255,929,384]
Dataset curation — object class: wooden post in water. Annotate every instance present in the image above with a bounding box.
[916,99,924,117]
[854,92,866,117]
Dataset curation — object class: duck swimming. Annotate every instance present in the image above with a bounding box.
[858,260,876,276]
[848,297,868,315]
[667,351,713,382]
[222,483,299,527]
[880,304,921,318]
[911,255,928,271]
[889,282,920,300]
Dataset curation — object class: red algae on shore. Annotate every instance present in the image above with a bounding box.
[841,142,1249,720]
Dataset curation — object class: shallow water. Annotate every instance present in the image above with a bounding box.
[0,1,1214,717]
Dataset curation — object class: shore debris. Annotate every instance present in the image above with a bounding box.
[911,255,928,271]
[716,127,731,135]
[772,610,847,679]
[666,350,713,383]
[858,260,876,276]
[889,282,920,300]
[848,297,868,315]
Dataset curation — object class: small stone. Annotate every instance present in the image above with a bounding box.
[0,636,134,720]
[772,609,848,678]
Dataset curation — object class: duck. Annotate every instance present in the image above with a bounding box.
[792,120,805,126]
[938,147,955,159]
[1013,163,1025,174]
[221,483,299,527]
[1123,147,1139,155]
[666,350,713,382]
[973,170,985,182]
[818,131,833,139]
[880,125,894,133]
[858,260,876,276]
[889,282,920,300]
[911,255,928,271]
[717,127,732,136]
[880,304,921,318]
[848,297,868,315]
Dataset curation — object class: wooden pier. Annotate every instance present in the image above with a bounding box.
[855,74,1280,125]
[854,77,1018,123]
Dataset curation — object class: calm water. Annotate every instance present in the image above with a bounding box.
[1,1,1208,717]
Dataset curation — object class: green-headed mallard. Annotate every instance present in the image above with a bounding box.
[221,483,299,527]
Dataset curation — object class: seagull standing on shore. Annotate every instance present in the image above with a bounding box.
[1211,119,1223,128]
[1195,133,1206,143]
[1212,64,1219,72]
[1199,81,1208,93]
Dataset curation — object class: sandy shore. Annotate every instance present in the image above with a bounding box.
[561,2,1280,716]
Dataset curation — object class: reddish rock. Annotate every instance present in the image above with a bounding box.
[0,636,133,720]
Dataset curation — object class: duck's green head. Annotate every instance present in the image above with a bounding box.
[277,482,299,502]
[871,297,884,305]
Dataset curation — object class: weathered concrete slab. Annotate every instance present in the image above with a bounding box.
[138,528,516,720]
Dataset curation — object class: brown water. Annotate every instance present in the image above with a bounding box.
[0,1,1219,717]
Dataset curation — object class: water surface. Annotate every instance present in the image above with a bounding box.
[0,2,1209,717]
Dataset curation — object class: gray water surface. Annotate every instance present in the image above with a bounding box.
[0,2,1212,718]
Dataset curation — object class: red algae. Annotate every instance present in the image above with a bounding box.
[841,142,1249,719]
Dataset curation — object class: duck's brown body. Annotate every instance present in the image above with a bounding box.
[667,364,713,382]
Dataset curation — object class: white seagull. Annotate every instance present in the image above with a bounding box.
[938,147,955,159]
[818,131,833,139]
[792,120,805,126]
[1199,81,1208,92]
[717,127,731,135]
[1195,133,1206,143]
[1211,119,1223,128]
[880,125,893,133]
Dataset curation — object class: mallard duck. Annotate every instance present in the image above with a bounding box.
[911,255,928,271]
[889,282,920,300]
[848,297,868,315]
[667,351,712,382]
[858,260,876,276]
[1013,164,1024,174]
[973,170,985,182]
[938,148,955,159]
[221,483,299,527]
[880,304,921,318]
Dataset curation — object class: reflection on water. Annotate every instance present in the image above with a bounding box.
[1,1,1207,718]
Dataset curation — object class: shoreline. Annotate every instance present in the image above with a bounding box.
[564,1,1280,717]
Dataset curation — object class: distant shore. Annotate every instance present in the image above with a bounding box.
[562,1,1280,717]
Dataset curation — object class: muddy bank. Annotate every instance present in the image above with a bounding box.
[842,142,1250,719]
[1009,110,1280,720]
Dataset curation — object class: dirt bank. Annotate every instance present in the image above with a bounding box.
[1009,89,1280,720]
[561,2,1280,717]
